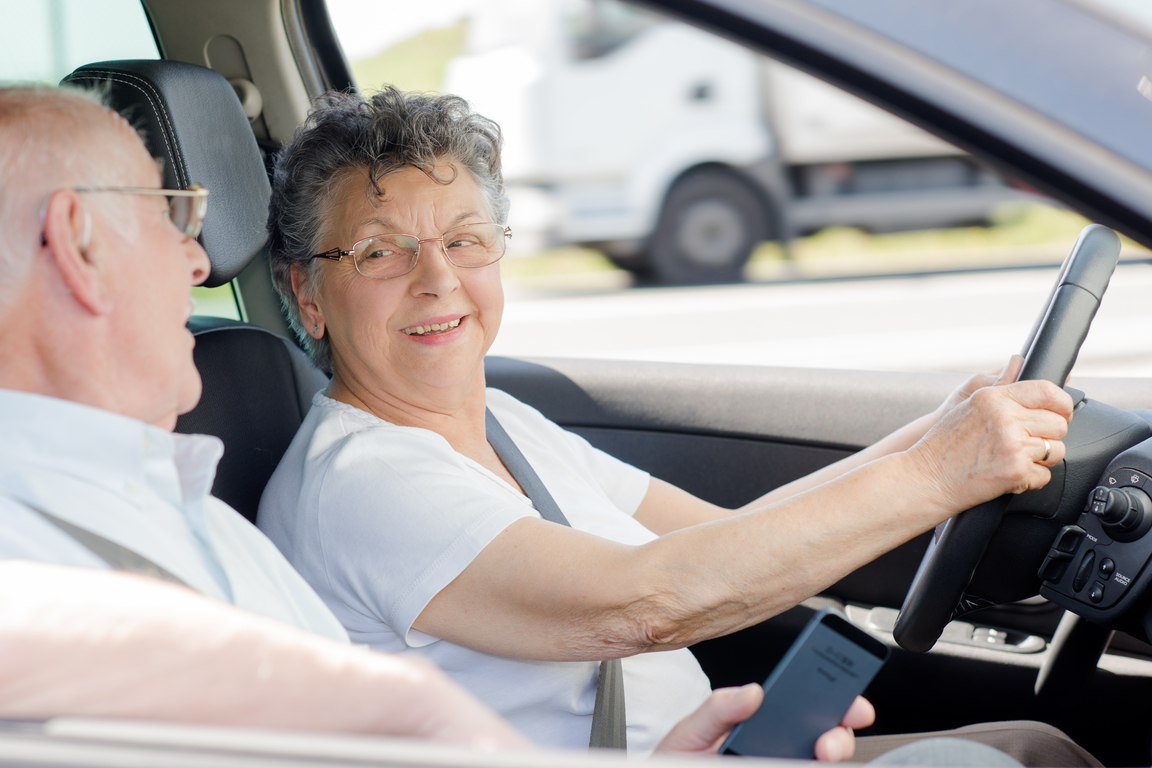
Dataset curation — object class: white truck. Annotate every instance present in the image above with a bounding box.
[447,0,1029,284]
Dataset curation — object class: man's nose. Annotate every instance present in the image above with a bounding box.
[188,240,211,286]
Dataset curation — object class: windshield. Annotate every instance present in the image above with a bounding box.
[803,0,1152,176]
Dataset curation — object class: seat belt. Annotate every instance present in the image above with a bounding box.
[485,408,627,751]
[25,503,192,590]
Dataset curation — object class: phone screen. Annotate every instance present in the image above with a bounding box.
[720,608,889,759]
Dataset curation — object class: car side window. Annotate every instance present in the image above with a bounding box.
[0,0,243,321]
[0,0,158,85]
[326,0,1145,378]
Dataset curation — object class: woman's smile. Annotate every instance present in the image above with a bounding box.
[400,315,467,344]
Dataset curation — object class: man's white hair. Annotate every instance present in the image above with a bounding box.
[0,85,141,307]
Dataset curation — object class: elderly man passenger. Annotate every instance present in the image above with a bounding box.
[0,85,787,758]
[257,87,1086,763]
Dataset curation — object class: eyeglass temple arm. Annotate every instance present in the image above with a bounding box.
[310,249,352,262]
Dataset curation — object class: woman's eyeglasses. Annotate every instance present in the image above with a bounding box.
[72,183,210,238]
[310,223,512,280]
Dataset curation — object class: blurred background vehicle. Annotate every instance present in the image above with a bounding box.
[443,0,1033,284]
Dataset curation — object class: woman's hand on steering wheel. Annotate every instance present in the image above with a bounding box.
[934,354,1023,421]
[909,370,1074,517]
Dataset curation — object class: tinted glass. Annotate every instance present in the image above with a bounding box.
[803,0,1152,174]
[328,0,1152,377]
[0,1,241,321]
[0,0,159,85]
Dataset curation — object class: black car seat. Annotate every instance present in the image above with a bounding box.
[62,60,327,523]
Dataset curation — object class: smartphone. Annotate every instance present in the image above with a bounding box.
[720,607,890,759]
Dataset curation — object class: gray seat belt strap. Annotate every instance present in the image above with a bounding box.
[25,503,192,590]
[588,657,627,751]
[485,408,627,751]
[485,408,571,527]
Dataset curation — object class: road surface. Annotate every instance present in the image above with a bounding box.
[493,262,1152,378]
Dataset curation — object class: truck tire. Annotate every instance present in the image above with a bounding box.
[646,168,770,285]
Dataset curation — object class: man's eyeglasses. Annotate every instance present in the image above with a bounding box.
[310,223,512,280]
[73,184,210,239]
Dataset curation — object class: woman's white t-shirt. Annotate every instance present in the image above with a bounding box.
[257,388,713,754]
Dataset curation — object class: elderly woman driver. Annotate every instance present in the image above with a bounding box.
[257,88,1073,756]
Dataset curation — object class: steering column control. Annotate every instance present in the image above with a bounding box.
[1088,485,1152,541]
[1041,456,1152,621]
[1038,525,1083,583]
[1090,581,1106,603]
[1072,549,1096,592]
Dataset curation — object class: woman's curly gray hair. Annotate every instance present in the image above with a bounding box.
[267,86,508,374]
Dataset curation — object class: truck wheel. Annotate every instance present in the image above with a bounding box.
[646,169,770,285]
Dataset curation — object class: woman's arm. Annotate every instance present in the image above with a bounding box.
[635,358,1019,536]
[414,376,1071,661]
[0,561,527,750]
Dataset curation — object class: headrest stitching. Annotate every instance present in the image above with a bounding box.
[71,70,188,189]
[65,70,189,189]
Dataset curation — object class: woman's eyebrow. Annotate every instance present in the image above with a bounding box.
[353,217,394,236]
[353,211,486,238]
[448,211,484,227]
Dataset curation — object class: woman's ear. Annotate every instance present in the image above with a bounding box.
[42,191,111,316]
[291,262,324,338]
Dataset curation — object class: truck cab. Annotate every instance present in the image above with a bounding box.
[447,0,1033,284]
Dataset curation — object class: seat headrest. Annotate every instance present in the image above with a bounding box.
[62,60,270,287]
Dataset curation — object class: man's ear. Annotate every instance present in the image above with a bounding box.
[290,262,324,338]
[42,191,112,316]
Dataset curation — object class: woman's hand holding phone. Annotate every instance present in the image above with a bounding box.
[815,695,876,762]
[719,608,889,759]
[653,683,874,760]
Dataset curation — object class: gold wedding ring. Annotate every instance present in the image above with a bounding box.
[1041,438,1052,463]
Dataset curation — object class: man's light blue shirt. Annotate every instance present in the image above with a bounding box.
[0,388,348,643]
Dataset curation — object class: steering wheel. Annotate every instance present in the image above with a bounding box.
[893,224,1123,653]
